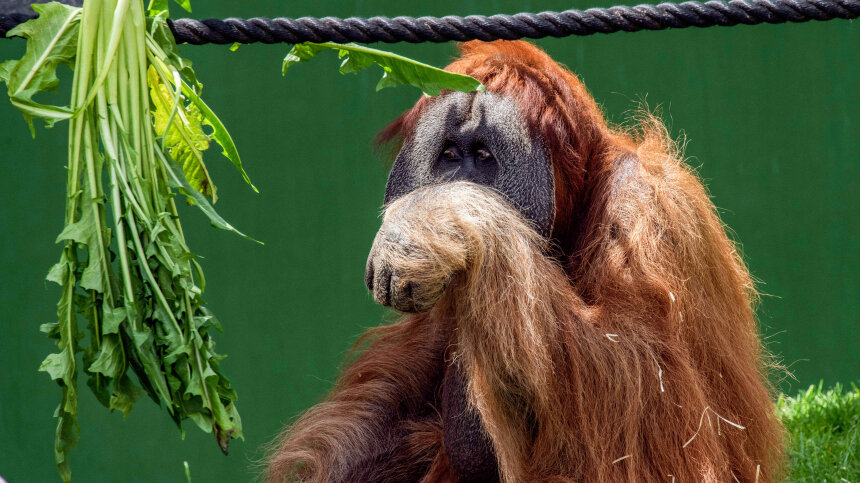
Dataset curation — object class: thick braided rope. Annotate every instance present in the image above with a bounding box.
[2,0,858,43]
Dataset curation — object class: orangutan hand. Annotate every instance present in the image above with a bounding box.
[364,219,453,313]
[364,184,476,313]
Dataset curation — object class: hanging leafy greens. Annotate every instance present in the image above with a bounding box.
[2,1,484,481]
[2,1,252,480]
[283,42,484,96]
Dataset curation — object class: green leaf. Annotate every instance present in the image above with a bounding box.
[41,350,73,381]
[41,246,81,482]
[54,196,110,293]
[282,42,484,97]
[157,149,262,243]
[184,361,214,398]
[86,371,111,408]
[110,374,144,418]
[41,321,61,337]
[79,249,107,292]
[77,293,112,409]
[88,335,124,379]
[282,43,326,74]
[46,261,69,285]
[148,65,216,200]
[180,79,258,193]
[174,0,192,13]
[147,0,169,17]
[53,396,79,483]
[55,209,96,245]
[144,0,193,20]
[0,2,80,132]
[152,304,185,355]
[102,305,127,335]
[187,407,213,433]
[124,317,173,406]
[147,16,201,95]
[7,97,74,135]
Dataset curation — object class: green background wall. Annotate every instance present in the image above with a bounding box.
[1,0,857,481]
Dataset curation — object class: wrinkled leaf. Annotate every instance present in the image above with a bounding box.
[0,2,80,133]
[41,350,74,381]
[102,306,127,335]
[53,395,79,482]
[46,260,69,286]
[54,195,110,293]
[110,374,144,418]
[88,335,124,379]
[148,65,216,200]
[41,245,81,483]
[283,42,484,97]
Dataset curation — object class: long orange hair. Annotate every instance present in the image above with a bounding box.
[267,40,785,482]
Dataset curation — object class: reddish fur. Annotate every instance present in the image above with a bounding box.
[267,40,786,481]
[265,313,455,482]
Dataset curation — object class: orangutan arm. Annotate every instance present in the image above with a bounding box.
[265,314,453,482]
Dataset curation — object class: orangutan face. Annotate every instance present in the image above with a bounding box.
[368,91,556,313]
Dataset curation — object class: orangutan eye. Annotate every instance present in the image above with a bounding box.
[476,147,493,161]
[440,145,462,162]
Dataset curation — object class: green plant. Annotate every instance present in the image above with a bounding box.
[1,3,484,480]
[283,42,484,96]
[778,382,860,481]
[1,1,253,480]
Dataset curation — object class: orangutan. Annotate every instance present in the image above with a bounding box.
[266,40,785,482]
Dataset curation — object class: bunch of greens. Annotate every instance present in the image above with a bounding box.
[1,0,483,479]
[1,0,254,480]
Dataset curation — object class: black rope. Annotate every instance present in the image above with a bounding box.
[2,0,858,44]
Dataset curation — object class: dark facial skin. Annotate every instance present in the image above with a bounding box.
[366,91,556,482]
[366,91,556,315]
[433,142,499,186]
[382,91,555,238]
